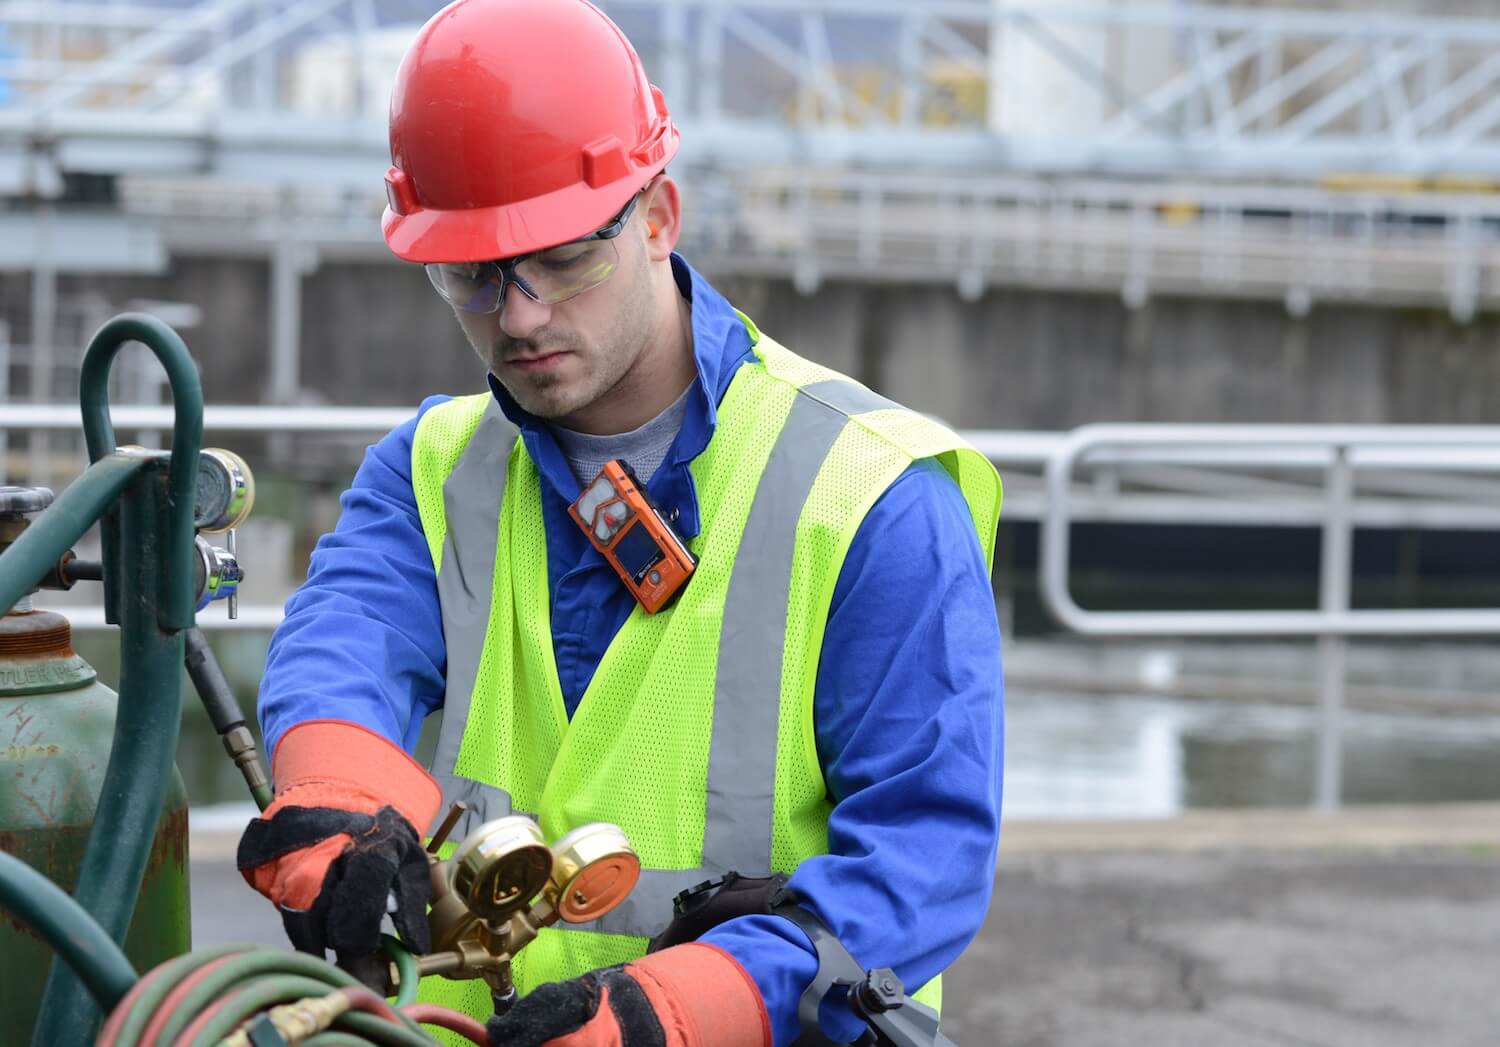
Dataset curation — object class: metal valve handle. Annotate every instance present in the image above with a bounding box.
[193,535,242,617]
[192,447,254,620]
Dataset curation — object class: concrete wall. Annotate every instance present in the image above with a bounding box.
[12,258,1500,428]
[718,274,1500,428]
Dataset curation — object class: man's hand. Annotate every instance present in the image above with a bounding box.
[486,943,771,1047]
[236,720,442,959]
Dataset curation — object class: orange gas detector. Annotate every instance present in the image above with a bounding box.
[568,460,697,613]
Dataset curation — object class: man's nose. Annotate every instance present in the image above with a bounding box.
[498,282,552,339]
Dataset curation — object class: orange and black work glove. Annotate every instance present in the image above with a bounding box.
[236,720,442,959]
[486,943,772,1047]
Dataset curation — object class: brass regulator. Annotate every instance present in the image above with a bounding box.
[399,803,640,1003]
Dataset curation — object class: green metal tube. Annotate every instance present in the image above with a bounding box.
[32,466,188,1047]
[0,850,138,1010]
[26,313,206,1043]
[79,313,203,630]
[0,454,144,614]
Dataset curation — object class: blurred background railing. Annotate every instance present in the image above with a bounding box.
[11,403,1500,812]
[5,1,1500,818]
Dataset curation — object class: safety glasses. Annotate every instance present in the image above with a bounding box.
[425,193,642,315]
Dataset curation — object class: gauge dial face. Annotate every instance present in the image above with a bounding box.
[451,816,553,922]
[549,823,640,923]
[194,449,255,532]
[194,461,234,527]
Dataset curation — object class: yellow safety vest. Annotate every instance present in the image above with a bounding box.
[407,314,1001,1030]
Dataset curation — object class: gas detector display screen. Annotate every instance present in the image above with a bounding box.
[613,524,665,582]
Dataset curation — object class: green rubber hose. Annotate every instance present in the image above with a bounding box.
[383,935,422,1007]
[97,944,486,1047]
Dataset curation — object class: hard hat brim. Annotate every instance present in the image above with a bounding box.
[382,136,678,265]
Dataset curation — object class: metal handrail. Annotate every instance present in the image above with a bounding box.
[1039,423,1500,810]
[99,172,1500,316]
[1043,424,1500,637]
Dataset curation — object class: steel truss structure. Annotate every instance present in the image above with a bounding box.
[10,1,1500,182]
[6,3,1500,294]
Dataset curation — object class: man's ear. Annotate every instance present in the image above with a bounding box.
[643,176,681,261]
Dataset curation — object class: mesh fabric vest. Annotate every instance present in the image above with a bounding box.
[407,316,1001,1030]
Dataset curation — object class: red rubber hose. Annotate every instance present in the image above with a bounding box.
[139,957,238,1046]
[400,1003,492,1046]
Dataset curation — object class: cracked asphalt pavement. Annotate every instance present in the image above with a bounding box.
[943,846,1500,1046]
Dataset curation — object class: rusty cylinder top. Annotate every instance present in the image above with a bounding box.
[0,609,76,658]
[0,609,96,695]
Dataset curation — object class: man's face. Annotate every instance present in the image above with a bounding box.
[452,203,659,427]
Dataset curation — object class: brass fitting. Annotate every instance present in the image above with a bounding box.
[221,990,350,1046]
[220,725,270,797]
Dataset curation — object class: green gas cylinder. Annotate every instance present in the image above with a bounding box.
[0,603,191,1036]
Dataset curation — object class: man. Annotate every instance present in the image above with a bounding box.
[237,1,1004,1044]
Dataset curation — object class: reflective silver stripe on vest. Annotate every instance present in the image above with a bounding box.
[801,378,899,417]
[429,398,522,841]
[430,380,867,939]
[701,389,850,874]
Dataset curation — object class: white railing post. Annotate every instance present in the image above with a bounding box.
[1316,444,1354,810]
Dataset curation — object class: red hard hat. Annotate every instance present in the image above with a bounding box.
[381,0,680,263]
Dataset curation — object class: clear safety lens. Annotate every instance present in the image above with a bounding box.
[517,239,620,303]
[426,238,620,315]
[426,262,504,313]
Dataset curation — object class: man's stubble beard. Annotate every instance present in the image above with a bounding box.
[532,259,659,423]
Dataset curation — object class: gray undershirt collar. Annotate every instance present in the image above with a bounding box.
[551,382,694,487]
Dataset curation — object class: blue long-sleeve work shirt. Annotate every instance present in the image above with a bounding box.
[259,255,1004,1044]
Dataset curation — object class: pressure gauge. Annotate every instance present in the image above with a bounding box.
[194,449,254,532]
[547,823,640,923]
[450,816,555,924]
